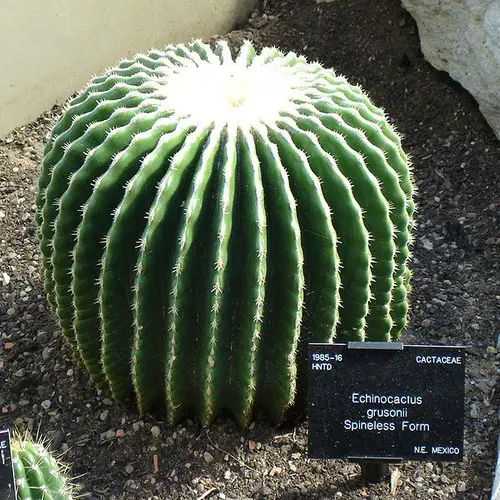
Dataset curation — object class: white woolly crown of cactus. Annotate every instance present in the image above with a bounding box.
[36,40,415,427]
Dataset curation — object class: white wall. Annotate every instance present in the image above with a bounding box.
[0,0,258,137]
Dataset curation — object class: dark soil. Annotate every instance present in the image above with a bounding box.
[1,0,499,498]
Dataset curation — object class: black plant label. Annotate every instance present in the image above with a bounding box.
[308,343,465,461]
[0,429,16,500]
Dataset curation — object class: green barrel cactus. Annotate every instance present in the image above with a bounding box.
[12,435,73,499]
[36,40,414,426]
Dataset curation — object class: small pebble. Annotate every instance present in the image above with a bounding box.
[269,466,282,477]
[261,486,272,496]
[432,297,445,306]
[470,404,479,418]
[125,464,134,474]
[41,400,51,410]
[203,451,214,464]
[151,426,161,438]
[422,238,433,250]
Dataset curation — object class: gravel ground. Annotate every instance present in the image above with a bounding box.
[1,0,499,498]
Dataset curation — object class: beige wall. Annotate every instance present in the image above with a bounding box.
[0,0,258,137]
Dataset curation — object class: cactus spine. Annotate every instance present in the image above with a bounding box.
[12,435,73,500]
[36,40,414,426]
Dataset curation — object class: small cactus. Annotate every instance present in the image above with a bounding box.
[12,434,73,500]
[36,40,414,426]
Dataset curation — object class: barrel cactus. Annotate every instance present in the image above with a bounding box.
[36,40,414,427]
[12,435,73,499]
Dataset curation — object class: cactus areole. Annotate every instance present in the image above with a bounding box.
[36,40,415,427]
